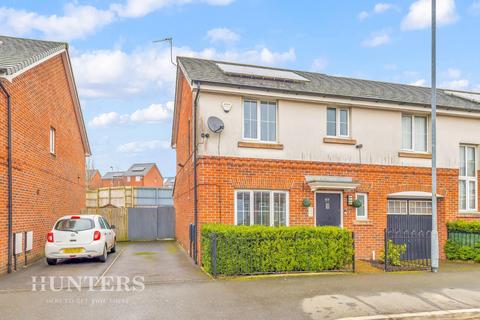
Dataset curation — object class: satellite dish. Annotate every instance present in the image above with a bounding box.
[207,116,224,133]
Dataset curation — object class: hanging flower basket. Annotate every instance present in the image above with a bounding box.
[352,199,363,208]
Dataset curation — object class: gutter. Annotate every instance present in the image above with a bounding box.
[0,80,13,274]
[193,82,201,264]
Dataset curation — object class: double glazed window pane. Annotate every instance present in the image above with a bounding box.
[467,147,476,177]
[273,193,287,227]
[243,100,258,139]
[254,192,270,226]
[387,200,407,214]
[414,116,427,152]
[236,192,251,225]
[327,108,337,136]
[260,102,276,142]
[402,116,412,150]
[459,180,467,211]
[402,115,426,152]
[339,109,348,136]
[356,194,366,218]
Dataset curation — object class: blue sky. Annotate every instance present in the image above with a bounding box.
[1,0,479,177]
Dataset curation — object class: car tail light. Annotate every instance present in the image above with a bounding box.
[71,216,81,219]
[93,231,101,241]
[47,232,54,243]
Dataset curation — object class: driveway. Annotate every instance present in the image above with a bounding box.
[0,240,208,291]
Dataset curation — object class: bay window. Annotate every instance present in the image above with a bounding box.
[235,190,288,226]
[459,145,477,211]
[243,99,277,142]
[402,114,428,152]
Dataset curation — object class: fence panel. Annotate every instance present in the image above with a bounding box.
[80,207,128,241]
[86,187,173,208]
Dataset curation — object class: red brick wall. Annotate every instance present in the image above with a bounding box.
[0,53,87,274]
[181,156,480,262]
[87,171,102,189]
[142,165,163,187]
[173,74,195,257]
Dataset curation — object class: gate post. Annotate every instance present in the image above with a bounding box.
[352,232,356,273]
[211,234,217,276]
[384,228,388,272]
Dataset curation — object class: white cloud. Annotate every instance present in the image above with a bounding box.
[358,3,395,20]
[401,0,458,31]
[72,45,295,98]
[311,57,328,72]
[374,3,394,13]
[117,140,170,153]
[0,4,114,41]
[446,68,461,79]
[206,28,240,44]
[130,102,174,122]
[111,0,234,18]
[361,31,391,48]
[441,79,470,90]
[89,112,124,127]
[409,79,427,86]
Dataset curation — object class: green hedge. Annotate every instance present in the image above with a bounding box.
[201,224,354,276]
[445,221,480,262]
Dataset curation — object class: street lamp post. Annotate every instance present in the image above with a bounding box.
[431,0,439,273]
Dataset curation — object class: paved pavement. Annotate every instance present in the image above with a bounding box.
[1,241,480,320]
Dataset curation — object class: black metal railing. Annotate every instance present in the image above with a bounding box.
[209,233,356,277]
[384,229,431,271]
[448,230,480,247]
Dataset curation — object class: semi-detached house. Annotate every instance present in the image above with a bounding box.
[172,57,480,263]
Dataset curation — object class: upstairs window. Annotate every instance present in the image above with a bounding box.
[459,145,477,211]
[243,99,277,142]
[49,127,56,155]
[327,107,349,137]
[402,115,428,152]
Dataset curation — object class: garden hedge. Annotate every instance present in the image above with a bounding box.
[445,220,480,262]
[201,224,354,276]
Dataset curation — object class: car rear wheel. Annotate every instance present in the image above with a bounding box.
[46,258,57,265]
[110,240,116,253]
[98,245,107,263]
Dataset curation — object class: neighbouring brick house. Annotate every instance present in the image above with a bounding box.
[101,163,164,187]
[172,57,480,263]
[0,35,90,273]
[86,169,102,189]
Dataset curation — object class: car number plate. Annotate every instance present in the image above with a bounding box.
[63,248,84,254]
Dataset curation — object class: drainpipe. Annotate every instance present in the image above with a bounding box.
[0,80,13,274]
[193,82,201,264]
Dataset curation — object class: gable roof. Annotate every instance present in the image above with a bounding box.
[102,171,125,180]
[124,163,158,177]
[0,35,90,155]
[0,35,67,78]
[177,57,480,112]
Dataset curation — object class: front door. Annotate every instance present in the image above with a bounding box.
[316,193,342,227]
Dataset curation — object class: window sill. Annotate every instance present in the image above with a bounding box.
[238,141,284,150]
[353,219,373,225]
[323,137,357,145]
[398,151,432,159]
[458,212,480,217]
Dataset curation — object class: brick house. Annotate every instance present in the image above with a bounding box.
[86,169,102,189]
[172,57,480,263]
[101,163,164,187]
[0,36,90,273]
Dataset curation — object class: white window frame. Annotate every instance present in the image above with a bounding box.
[135,176,142,182]
[127,176,131,182]
[49,127,56,155]
[459,145,478,212]
[234,190,289,226]
[401,114,429,153]
[356,193,368,220]
[326,107,350,138]
[242,98,278,143]
[387,199,432,215]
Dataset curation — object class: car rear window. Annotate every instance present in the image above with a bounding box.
[55,218,94,232]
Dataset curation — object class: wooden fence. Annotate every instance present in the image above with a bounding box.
[80,207,129,241]
[86,186,173,208]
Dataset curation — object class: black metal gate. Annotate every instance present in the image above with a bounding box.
[384,228,431,271]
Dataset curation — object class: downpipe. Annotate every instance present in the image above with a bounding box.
[193,82,201,264]
[0,80,13,273]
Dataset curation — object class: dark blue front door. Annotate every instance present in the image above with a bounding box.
[316,193,342,227]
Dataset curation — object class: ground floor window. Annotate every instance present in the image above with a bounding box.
[387,199,432,215]
[356,193,368,220]
[235,190,289,226]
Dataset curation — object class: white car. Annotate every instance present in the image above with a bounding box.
[45,215,116,265]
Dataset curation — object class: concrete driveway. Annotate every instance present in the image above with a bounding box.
[0,240,208,291]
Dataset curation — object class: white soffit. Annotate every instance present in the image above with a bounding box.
[216,63,309,82]
[444,90,480,103]
[387,191,444,199]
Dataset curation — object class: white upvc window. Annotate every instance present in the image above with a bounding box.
[235,190,289,227]
[402,114,428,152]
[459,145,478,212]
[356,193,368,220]
[135,176,142,182]
[49,127,56,154]
[327,107,349,137]
[127,177,131,182]
[387,199,432,215]
[243,99,277,142]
